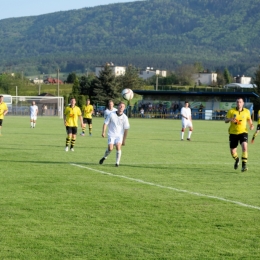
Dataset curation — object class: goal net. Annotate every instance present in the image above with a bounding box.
[9,96,64,119]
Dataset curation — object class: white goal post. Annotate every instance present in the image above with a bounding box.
[10,96,64,119]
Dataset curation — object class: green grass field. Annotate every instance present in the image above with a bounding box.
[1,116,260,259]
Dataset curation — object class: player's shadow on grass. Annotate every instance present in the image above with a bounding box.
[84,163,181,170]
[0,159,97,166]
[9,132,64,136]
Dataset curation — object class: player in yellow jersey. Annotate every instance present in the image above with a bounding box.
[251,110,260,143]
[225,98,254,172]
[64,98,83,152]
[0,95,8,135]
[80,99,94,136]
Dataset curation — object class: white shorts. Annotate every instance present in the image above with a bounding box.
[108,135,123,145]
[30,116,37,121]
[182,120,192,129]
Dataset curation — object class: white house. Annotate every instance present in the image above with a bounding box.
[139,67,167,80]
[192,72,217,86]
[31,78,43,84]
[95,63,126,77]
[234,75,251,84]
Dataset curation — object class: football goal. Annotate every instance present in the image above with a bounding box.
[9,96,64,119]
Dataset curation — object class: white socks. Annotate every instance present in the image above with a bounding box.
[104,149,111,158]
[116,150,122,165]
[103,149,122,165]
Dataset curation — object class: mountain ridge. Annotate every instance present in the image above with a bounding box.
[0,0,259,75]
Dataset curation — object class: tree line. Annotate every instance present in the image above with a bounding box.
[0,0,259,76]
[64,63,260,109]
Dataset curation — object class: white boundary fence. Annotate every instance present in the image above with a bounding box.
[9,96,64,119]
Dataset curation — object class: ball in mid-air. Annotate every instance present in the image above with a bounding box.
[121,88,134,101]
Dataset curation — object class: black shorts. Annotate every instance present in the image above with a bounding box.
[0,119,3,126]
[257,124,260,131]
[229,133,248,149]
[66,126,78,135]
[83,118,92,125]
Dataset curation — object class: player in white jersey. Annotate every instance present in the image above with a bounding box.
[99,102,130,167]
[180,101,193,141]
[30,101,38,128]
[103,100,117,119]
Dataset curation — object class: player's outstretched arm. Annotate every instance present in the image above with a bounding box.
[122,129,128,146]
[102,123,107,138]
[79,115,83,128]
[248,119,254,130]
[225,117,232,123]
[64,113,67,126]
[4,110,8,116]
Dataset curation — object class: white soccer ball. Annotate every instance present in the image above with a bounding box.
[121,88,134,101]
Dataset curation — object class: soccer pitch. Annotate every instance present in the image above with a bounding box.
[1,116,260,259]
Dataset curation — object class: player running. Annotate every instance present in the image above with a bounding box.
[104,99,117,119]
[225,97,254,172]
[251,109,260,143]
[30,101,38,128]
[81,99,94,136]
[99,102,130,167]
[0,95,8,135]
[64,98,83,152]
[180,101,193,141]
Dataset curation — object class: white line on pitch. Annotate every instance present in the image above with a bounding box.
[71,163,260,211]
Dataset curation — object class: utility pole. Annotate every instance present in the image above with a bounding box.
[57,68,59,96]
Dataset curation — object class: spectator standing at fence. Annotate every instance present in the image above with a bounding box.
[140,108,144,118]
[104,100,117,120]
[81,99,94,136]
[174,103,179,112]
[225,97,254,172]
[162,107,167,119]
[251,109,260,143]
[0,95,8,135]
[99,102,130,167]
[180,101,193,141]
[30,101,38,128]
[64,98,83,152]
[44,105,47,115]
[198,103,204,119]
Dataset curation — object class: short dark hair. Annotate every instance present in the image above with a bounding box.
[236,97,244,102]
[185,101,189,104]
[118,101,126,107]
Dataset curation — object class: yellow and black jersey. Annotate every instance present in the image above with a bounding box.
[0,102,8,119]
[64,105,82,127]
[257,110,260,125]
[82,105,94,119]
[226,107,251,135]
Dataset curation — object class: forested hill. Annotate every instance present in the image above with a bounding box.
[0,0,260,75]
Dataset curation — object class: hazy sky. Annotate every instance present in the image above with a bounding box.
[0,0,142,20]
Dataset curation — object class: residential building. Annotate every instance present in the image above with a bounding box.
[44,78,63,84]
[31,78,43,84]
[192,72,217,86]
[139,67,167,80]
[234,75,251,84]
[95,63,126,77]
